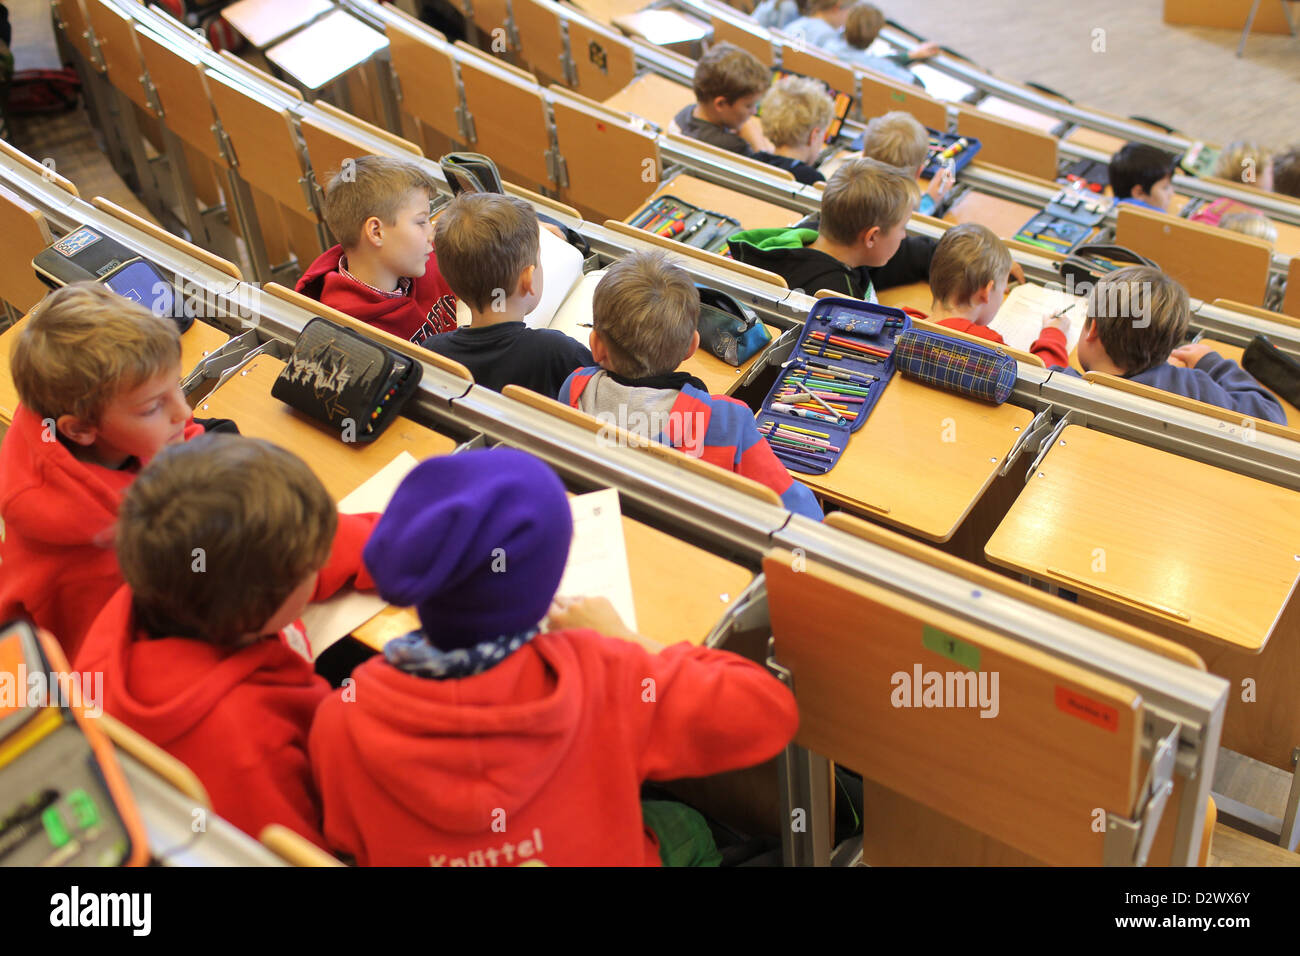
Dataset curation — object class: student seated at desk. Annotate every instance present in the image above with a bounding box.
[309,448,800,866]
[76,434,381,851]
[860,111,955,216]
[830,2,940,86]
[296,155,458,346]
[1219,210,1277,247]
[425,193,593,395]
[751,74,834,185]
[1052,266,1285,424]
[672,42,775,157]
[1109,142,1177,213]
[1216,140,1275,192]
[1273,146,1300,200]
[0,284,207,662]
[728,157,935,301]
[927,223,1070,367]
[559,252,823,520]
[752,0,800,29]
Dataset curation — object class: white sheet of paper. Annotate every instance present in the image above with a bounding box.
[547,269,604,346]
[553,488,638,632]
[991,283,1087,357]
[911,64,976,103]
[301,453,421,658]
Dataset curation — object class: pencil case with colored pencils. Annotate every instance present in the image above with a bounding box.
[625,194,740,254]
[755,297,909,475]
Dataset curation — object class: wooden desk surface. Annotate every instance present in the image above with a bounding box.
[353,500,756,650]
[0,317,230,428]
[876,280,931,312]
[683,323,781,396]
[1064,126,1127,155]
[975,96,1063,134]
[986,423,1300,651]
[1270,219,1300,260]
[195,354,456,500]
[639,173,803,231]
[797,375,1033,541]
[221,0,332,49]
[266,10,389,92]
[602,71,692,130]
[1199,338,1299,426]
[944,190,1038,240]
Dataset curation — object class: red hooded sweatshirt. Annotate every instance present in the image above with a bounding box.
[0,406,205,662]
[75,512,380,850]
[294,245,458,346]
[309,632,799,866]
[936,316,1070,368]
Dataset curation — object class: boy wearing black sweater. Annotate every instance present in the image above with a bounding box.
[426,193,592,395]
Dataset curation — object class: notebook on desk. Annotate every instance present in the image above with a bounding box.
[991,283,1086,357]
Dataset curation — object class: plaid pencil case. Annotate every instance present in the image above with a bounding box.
[893,330,1017,404]
[756,297,909,475]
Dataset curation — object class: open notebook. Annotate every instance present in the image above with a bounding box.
[454,225,591,343]
[990,282,1087,358]
[300,453,637,656]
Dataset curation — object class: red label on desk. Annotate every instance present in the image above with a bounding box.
[1055,686,1118,732]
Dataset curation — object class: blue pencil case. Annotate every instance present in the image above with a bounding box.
[756,298,910,475]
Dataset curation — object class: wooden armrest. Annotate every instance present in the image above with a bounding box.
[0,138,80,197]
[823,511,1205,670]
[662,132,797,183]
[98,713,212,807]
[260,282,474,383]
[502,384,782,507]
[1082,370,1300,442]
[92,196,243,280]
[259,824,345,866]
[1209,298,1300,331]
[452,39,538,85]
[310,100,423,156]
[547,83,637,124]
[906,316,1047,368]
[602,219,788,288]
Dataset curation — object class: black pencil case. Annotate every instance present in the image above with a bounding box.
[755,297,909,475]
[626,194,740,254]
[270,318,423,444]
[1241,335,1300,409]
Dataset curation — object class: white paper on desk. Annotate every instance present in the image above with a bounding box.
[552,488,638,632]
[454,224,586,331]
[548,269,605,346]
[300,452,421,658]
[911,64,976,103]
[991,283,1087,357]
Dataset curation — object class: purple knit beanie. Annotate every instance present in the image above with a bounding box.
[362,448,573,649]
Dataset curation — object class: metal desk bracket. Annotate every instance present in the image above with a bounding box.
[1000,406,1054,478]
[1104,717,1180,866]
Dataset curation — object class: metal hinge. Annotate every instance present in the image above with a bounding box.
[1103,718,1180,866]
[455,103,476,144]
[558,23,578,87]
[1025,409,1073,482]
[1000,406,1054,478]
[546,147,569,189]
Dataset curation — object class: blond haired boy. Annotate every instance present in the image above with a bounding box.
[0,282,204,658]
[754,74,835,185]
[859,111,955,215]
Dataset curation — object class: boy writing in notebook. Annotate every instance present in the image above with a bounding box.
[859,111,955,216]
[1055,266,1284,424]
[310,448,800,866]
[76,434,380,850]
[296,155,459,346]
[1108,142,1177,213]
[0,283,206,661]
[425,192,593,395]
[926,224,1070,367]
[559,251,823,520]
[673,42,775,157]
[728,157,935,300]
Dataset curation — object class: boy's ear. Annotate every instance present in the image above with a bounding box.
[518,263,537,298]
[1082,317,1099,341]
[860,225,882,248]
[681,329,700,362]
[976,279,995,306]
[711,95,731,114]
[361,215,385,246]
[589,328,608,364]
[56,414,97,447]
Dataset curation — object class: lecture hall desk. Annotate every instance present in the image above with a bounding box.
[602,71,692,130]
[197,355,755,650]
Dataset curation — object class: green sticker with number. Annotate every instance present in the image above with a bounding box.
[890,91,906,103]
[922,626,981,671]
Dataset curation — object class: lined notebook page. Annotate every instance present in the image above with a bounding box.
[553,488,638,632]
[991,283,1087,356]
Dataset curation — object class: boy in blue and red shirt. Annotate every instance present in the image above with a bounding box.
[559,251,823,520]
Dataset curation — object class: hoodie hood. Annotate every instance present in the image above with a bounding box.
[727,228,866,299]
[333,635,587,833]
[727,226,819,252]
[76,585,320,745]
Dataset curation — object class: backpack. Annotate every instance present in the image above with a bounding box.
[7,68,80,115]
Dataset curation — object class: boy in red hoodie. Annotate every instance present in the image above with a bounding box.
[0,283,205,661]
[309,447,799,866]
[295,155,458,346]
[76,434,379,849]
[926,223,1070,367]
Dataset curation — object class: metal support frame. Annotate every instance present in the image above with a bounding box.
[1104,717,1181,865]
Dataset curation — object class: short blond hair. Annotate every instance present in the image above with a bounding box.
[1087,266,1189,373]
[861,111,929,172]
[322,155,438,249]
[844,2,885,49]
[820,157,919,244]
[760,75,834,148]
[1214,140,1273,186]
[593,251,699,378]
[694,42,771,104]
[929,223,1012,306]
[434,193,539,312]
[1219,211,1277,245]
[11,282,181,424]
[801,0,847,14]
